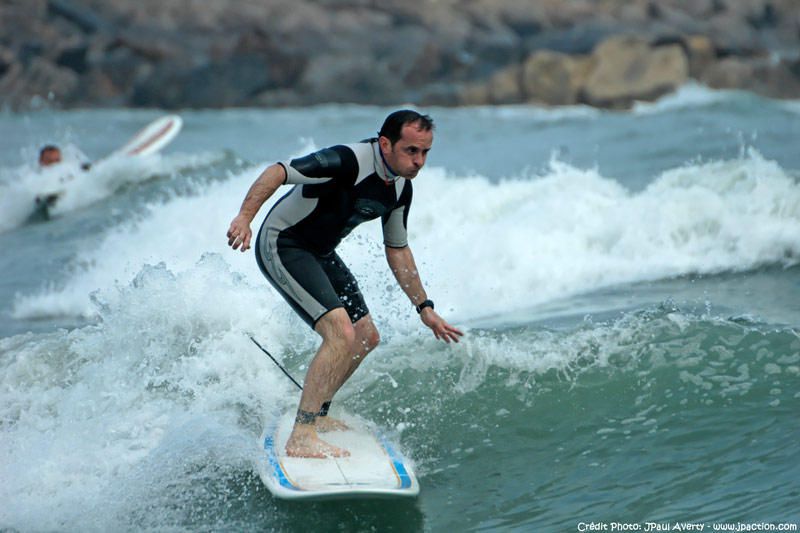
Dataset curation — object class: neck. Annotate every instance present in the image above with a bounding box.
[379,149,400,182]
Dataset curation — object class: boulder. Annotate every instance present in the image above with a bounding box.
[485,64,523,104]
[46,0,111,34]
[0,56,79,107]
[232,29,306,88]
[463,25,522,78]
[252,88,305,108]
[91,44,152,93]
[682,34,716,79]
[462,0,548,36]
[77,69,123,104]
[413,81,466,106]
[521,50,594,105]
[404,41,449,87]
[458,82,490,106]
[1,0,800,109]
[0,46,14,78]
[700,57,756,89]
[748,57,800,99]
[582,35,689,108]
[298,54,404,104]
[132,54,275,108]
[524,22,626,56]
[706,12,765,56]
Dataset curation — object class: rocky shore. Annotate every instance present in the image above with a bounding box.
[1,0,799,110]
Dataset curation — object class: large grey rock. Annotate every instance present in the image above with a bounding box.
[521,50,594,105]
[682,34,716,79]
[703,56,800,99]
[0,56,79,107]
[582,35,689,108]
[700,57,756,89]
[751,58,800,99]
[524,23,626,56]
[132,54,276,108]
[706,12,765,56]
[2,0,800,109]
[299,54,404,105]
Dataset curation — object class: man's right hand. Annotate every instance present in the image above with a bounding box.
[227,214,253,252]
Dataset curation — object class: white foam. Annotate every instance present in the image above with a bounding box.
[0,149,225,233]
[0,144,89,232]
[781,100,800,115]
[467,103,600,122]
[2,237,796,529]
[631,83,741,115]
[0,257,307,530]
[11,149,800,329]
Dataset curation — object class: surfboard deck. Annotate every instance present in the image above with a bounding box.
[257,412,419,501]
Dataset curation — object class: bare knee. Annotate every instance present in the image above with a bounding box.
[364,326,380,351]
[316,309,356,352]
[355,318,380,353]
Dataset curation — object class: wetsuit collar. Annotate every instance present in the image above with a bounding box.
[372,140,400,184]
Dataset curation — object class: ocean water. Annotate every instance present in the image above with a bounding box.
[1,85,799,532]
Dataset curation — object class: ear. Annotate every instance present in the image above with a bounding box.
[378,135,392,155]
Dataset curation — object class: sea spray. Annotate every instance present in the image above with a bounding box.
[11,150,800,329]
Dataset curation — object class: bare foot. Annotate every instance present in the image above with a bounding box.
[285,425,350,458]
[315,416,349,433]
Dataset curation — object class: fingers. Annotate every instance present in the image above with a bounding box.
[439,328,460,343]
[228,232,241,250]
[446,324,464,342]
[226,221,251,251]
[432,321,463,344]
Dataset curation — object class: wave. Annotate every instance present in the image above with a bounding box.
[782,100,800,115]
[2,271,797,529]
[631,83,746,115]
[463,103,600,122]
[0,149,226,233]
[10,148,800,326]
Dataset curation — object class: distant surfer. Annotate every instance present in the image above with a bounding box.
[227,110,463,458]
[37,145,92,170]
[38,145,62,167]
[34,145,91,208]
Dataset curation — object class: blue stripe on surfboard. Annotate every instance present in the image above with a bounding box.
[378,435,413,489]
[263,431,300,491]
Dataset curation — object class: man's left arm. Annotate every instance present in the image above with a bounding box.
[385,245,464,343]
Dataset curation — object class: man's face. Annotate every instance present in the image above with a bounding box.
[379,122,433,179]
[39,149,62,167]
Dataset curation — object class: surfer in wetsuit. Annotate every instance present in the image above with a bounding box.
[226,110,463,458]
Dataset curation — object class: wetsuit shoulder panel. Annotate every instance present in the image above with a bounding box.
[283,145,359,184]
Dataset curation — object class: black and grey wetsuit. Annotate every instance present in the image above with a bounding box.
[255,139,413,328]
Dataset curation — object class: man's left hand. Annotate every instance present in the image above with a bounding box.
[420,308,463,343]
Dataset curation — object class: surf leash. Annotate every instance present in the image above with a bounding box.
[249,336,304,391]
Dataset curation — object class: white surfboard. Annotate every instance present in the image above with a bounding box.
[258,412,419,501]
[110,114,183,158]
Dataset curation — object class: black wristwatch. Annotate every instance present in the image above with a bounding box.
[415,299,434,314]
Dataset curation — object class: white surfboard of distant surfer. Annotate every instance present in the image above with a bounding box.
[108,114,183,158]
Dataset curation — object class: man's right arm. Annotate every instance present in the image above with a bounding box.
[226,163,287,252]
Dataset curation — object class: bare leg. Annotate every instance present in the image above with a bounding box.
[316,314,381,432]
[285,308,356,458]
